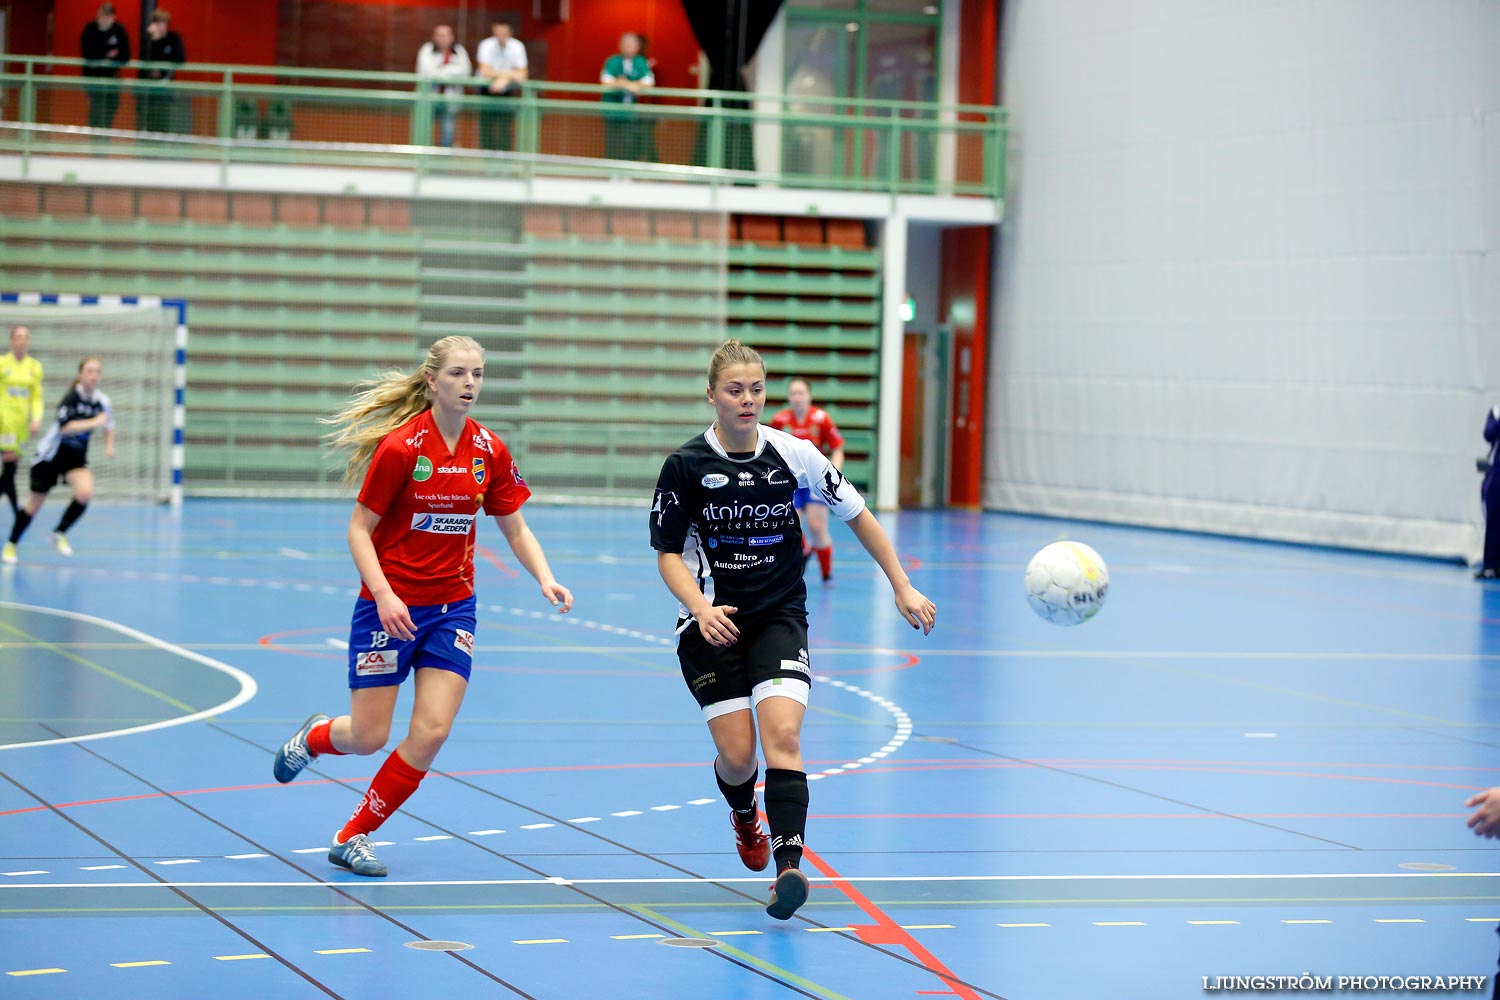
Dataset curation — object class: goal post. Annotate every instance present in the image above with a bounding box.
[0,292,185,508]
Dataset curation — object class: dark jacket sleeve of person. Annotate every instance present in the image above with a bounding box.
[142,32,186,80]
[80,22,131,77]
[1487,406,1500,446]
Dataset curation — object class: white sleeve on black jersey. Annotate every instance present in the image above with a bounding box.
[649,452,692,553]
[98,390,114,431]
[764,426,866,522]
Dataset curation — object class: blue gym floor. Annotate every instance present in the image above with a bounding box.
[1,500,1498,999]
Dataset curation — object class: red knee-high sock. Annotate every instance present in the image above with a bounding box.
[815,546,833,579]
[339,750,425,842]
[307,720,344,756]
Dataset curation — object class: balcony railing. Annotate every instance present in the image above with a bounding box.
[0,56,1007,198]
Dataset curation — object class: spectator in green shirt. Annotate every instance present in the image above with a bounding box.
[600,32,656,163]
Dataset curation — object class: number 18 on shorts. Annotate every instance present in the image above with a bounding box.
[347,595,478,689]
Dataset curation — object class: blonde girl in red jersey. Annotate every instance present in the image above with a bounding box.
[768,377,845,582]
[272,335,573,877]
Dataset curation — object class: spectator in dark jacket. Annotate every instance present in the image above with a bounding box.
[80,3,130,130]
[1479,405,1500,580]
[138,10,187,134]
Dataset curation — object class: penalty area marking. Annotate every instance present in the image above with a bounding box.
[0,602,258,752]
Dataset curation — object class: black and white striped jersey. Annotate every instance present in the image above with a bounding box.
[33,385,112,464]
[650,424,866,617]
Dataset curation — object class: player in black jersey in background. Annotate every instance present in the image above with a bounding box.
[650,339,937,920]
[3,357,114,564]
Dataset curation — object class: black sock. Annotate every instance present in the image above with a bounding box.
[0,462,15,513]
[763,768,809,870]
[55,501,87,535]
[715,759,759,819]
[9,509,32,545]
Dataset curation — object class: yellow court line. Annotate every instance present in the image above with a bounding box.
[111,960,170,968]
[1094,921,1146,927]
[1282,919,1333,924]
[1375,919,1424,924]
[1188,920,1240,925]
[899,924,955,930]
[213,954,269,961]
[512,939,569,946]
[314,948,371,955]
[0,620,198,713]
[998,922,1050,928]
[630,905,853,1000]
[610,933,664,940]
[6,968,67,976]
[804,926,855,933]
[1467,918,1500,923]
[707,930,761,937]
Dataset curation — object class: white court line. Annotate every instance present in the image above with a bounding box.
[0,603,259,751]
[6,872,1497,890]
[38,643,1491,661]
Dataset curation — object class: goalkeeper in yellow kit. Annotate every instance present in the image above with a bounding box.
[0,326,44,517]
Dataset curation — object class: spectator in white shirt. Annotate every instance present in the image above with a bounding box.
[475,17,527,152]
[416,24,473,148]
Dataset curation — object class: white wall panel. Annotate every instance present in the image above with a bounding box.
[987,0,1499,559]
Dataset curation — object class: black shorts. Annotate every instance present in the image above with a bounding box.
[676,606,812,720]
[29,450,87,494]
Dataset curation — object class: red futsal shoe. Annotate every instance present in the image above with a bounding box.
[732,811,770,872]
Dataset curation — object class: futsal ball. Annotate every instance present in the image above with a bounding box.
[1024,541,1109,626]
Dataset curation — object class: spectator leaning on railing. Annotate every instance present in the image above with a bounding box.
[138,10,186,135]
[600,32,656,163]
[475,16,527,152]
[79,2,130,130]
[416,24,472,149]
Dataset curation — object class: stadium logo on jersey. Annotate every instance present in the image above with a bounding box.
[454,629,475,656]
[701,473,729,489]
[410,512,476,534]
[651,489,679,526]
[473,429,494,454]
[412,456,434,482]
[819,468,846,505]
[472,458,487,485]
[761,468,789,486]
[356,650,397,675]
[510,461,525,486]
[738,471,756,487]
[406,427,429,449]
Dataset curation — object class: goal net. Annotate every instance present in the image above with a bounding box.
[0,294,183,506]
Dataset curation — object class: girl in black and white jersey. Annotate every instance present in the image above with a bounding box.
[650,339,937,920]
[3,357,113,564]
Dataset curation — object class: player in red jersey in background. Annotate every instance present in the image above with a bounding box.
[768,377,845,582]
[271,335,573,877]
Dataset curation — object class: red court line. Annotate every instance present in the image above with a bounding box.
[475,544,520,578]
[818,653,920,676]
[3,757,1485,820]
[0,761,709,818]
[258,627,344,661]
[473,665,671,678]
[802,846,982,1000]
[809,812,1468,821]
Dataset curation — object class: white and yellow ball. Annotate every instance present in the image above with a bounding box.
[1024,541,1109,626]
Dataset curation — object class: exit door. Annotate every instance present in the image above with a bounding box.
[898,324,952,508]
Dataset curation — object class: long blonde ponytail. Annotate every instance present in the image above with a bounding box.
[324,335,484,486]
